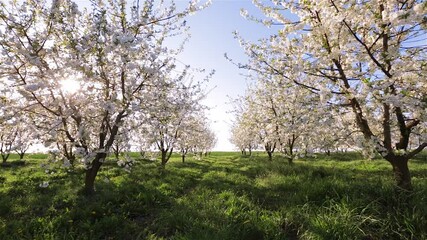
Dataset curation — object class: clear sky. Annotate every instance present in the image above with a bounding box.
[174,0,277,151]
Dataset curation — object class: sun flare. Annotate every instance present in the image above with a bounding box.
[60,78,80,94]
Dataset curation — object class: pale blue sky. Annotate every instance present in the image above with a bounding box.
[174,0,278,150]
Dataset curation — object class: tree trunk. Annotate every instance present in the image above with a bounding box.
[248,148,252,156]
[2,154,9,164]
[182,154,185,163]
[69,155,76,168]
[161,150,167,167]
[267,151,272,161]
[288,140,294,164]
[18,152,25,160]
[388,155,412,191]
[83,153,105,195]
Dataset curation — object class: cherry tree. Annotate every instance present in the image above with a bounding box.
[240,0,427,190]
[231,88,279,161]
[0,109,35,164]
[13,118,37,161]
[193,123,216,157]
[230,96,260,156]
[175,118,196,162]
[175,114,212,162]
[111,129,131,161]
[231,77,325,163]
[263,80,322,163]
[0,91,17,164]
[0,121,17,164]
[135,73,207,167]
[0,0,210,194]
[230,120,259,156]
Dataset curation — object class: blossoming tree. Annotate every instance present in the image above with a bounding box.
[240,0,427,190]
[176,114,215,162]
[0,0,210,194]
[231,77,328,163]
[135,74,209,167]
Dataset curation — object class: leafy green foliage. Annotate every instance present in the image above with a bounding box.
[0,152,426,239]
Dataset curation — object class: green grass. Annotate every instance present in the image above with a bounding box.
[0,151,426,239]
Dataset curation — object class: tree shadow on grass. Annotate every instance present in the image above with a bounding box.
[1,154,426,239]
[0,166,176,239]
[147,186,270,240]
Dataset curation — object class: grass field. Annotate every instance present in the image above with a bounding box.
[0,152,426,239]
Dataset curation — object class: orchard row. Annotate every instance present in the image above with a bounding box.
[0,0,215,194]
